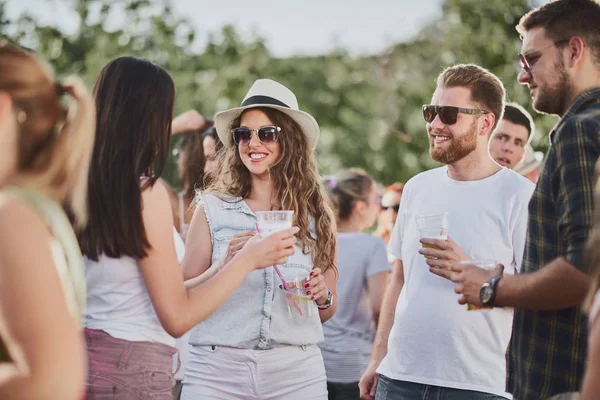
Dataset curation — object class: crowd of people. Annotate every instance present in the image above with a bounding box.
[2,0,600,399]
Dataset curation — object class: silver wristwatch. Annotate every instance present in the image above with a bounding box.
[316,289,333,309]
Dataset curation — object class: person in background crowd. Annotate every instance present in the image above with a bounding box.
[201,125,224,183]
[489,102,535,169]
[374,183,404,246]
[514,144,544,183]
[321,169,390,400]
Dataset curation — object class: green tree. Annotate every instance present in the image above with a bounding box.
[2,0,554,188]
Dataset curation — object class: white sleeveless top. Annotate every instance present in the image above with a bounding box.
[84,228,185,346]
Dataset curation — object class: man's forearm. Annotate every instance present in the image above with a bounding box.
[495,257,590,310]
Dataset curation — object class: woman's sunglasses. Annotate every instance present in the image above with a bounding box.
[231,126,281,146]
[422,105,489,125]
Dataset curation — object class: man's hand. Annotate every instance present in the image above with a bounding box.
[419,236,469,269]
[359,362,380,400]
[430,261,504,307]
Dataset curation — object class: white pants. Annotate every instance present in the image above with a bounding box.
[181,344,327,400]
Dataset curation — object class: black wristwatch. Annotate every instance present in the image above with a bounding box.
[480,274,502,307]
[317,289,333,309]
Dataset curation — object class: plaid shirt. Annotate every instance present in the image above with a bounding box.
[507,88,600,400]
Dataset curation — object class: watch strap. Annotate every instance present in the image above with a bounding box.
[317,288,333,309]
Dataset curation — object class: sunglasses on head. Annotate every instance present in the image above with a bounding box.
[382,204,400,213]
[422,105,489,125]
[231,126,281,146]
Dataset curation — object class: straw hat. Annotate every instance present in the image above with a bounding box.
[215,79,320,150]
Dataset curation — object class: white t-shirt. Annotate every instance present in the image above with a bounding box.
[378,166,534,398]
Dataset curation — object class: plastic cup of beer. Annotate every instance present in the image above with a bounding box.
[415,213,449,258]
[459,259,497,311]
[255,211,294,237]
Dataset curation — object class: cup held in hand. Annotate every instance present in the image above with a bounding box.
[256,211,294,237]
[415,213,449,259]
[281,274,313,320]
[458,259,497,311]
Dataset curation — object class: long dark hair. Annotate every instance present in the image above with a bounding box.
[78,56,175,261]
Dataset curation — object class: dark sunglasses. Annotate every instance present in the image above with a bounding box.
[382,204,400,213]
[422,105,489,125]
[518,39,570,74]
[231,126,281,146]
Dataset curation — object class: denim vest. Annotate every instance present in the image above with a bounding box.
[188,194,324,350]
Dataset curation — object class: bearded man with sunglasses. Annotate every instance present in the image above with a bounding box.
[359,64,534,400]
[430,1,600,400]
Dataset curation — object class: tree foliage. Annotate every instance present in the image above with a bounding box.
[2,0,554,186]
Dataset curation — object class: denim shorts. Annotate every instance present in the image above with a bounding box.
[85,328,179,399]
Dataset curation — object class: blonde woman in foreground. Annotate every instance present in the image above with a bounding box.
[0,42,95,399]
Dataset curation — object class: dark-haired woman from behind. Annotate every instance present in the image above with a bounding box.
[80,58,299,399]
[320,169,390,400]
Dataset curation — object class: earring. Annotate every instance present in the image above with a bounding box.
[17,110,27,124]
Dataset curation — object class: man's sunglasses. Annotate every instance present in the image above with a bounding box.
[423,105,489,125]
[231,126,281,146]
[382,204,400,213]
[518,39,570,74]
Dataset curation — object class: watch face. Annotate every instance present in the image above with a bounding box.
[480,284,494,304]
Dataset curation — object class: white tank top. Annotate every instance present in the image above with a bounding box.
[84,228,185,346]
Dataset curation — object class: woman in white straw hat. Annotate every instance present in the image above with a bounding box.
[181,78,338,399]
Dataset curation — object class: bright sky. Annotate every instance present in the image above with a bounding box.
[6,0,444,56]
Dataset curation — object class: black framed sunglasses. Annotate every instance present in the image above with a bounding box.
[518,39,570,74]
[231,126,281,146]
[422,105,489,125]
[382,204,400,213]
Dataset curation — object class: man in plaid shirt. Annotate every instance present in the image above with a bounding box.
[432,1,600,399]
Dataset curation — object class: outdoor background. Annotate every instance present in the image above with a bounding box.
[1,0,554,188]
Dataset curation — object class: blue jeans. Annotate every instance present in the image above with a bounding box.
[375,375,508,400]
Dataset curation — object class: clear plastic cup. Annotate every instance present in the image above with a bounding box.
[415,213,449,259]
[255,211,294,237]
[280,274,313,320]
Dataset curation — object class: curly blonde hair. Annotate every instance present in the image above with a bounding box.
[205,107,337,275]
